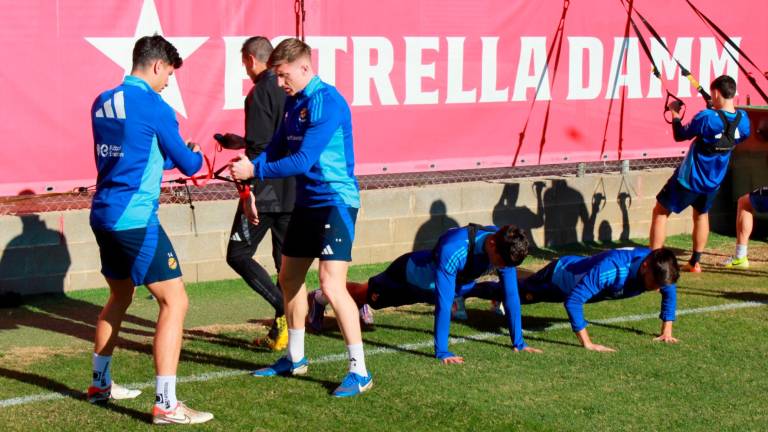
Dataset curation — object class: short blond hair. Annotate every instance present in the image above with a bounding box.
[268,38,311,68]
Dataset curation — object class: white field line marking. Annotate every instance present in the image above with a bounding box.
[0,300,764,409]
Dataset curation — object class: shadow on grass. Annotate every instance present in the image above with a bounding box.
[0,294,261,350]
[0,295,264,372]
[0,367,151,423]
[312,325,434,359]
[395,304,571,332]
[692,264,768,278]
[677,287,768,303]
[0,295,156,338]
[291,374,343,395]
[590,321,651,336]
[315,307,581,357]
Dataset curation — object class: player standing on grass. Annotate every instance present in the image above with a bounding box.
[509,247,679,352]
[219,36,293,351]
[649,75,750,272]
[230,38,371,397]
[308,224,542,363]
[88,35,213,424]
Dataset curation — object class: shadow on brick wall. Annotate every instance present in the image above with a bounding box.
[542,179,602,247]
[598,191,633,244]
[412,200,459,251]
[0,210,70,304]
[492,182,545,249]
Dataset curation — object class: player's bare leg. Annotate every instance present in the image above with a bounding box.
[88,278,141,404]
[683,209,709,271]
[279,256,314,331]
[145,277,188,376]
[320,261,361,345]
[649,202,671,250]
[319,260,372,396]
[94,278,135,356]
[736,195,754,246]
[723,194,754,268]
[146,277,212,425]
[252,256,313,377]
[691,209,709,258]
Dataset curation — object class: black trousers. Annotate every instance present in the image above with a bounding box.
[226,205,291,317]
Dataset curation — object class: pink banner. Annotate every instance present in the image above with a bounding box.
[1,0,766,196]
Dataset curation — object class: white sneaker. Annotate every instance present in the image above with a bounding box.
[110,382,141,400]
[86,381,141,404]
[152,401,214,425]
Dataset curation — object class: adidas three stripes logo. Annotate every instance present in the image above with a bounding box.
[95,91,126,119]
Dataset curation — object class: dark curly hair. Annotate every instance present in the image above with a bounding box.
[493,225,529,267]
[132,34,182,71]
[645,248,680,288]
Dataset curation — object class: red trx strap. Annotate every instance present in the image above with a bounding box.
[189,152,214,187]
[295,0,306,41]
[166,142,250,198]
[599,0,635,159]
[512,0,571,166]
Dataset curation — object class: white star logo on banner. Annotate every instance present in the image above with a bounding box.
[85,0,207,118]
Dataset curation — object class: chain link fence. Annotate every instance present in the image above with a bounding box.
[0,157,681,216]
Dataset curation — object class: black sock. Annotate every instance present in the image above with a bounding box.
[689,251,702,265]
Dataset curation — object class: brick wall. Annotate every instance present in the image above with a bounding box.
[0,168,711,294]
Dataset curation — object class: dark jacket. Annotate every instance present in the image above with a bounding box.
[245,70,295,212]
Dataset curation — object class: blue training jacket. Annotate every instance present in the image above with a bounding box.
[420,225,527,359]
[90,76,202,231]
[674,108,750,193]
[252,76,360,208]
[550,247,677,332]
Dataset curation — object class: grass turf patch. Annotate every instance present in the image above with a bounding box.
[0,234,767,431]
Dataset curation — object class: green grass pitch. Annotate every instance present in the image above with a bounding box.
[0,234,767,431]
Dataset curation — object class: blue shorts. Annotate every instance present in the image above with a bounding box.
[656,176,718,214]
[367,254,434,309]
[518,260,567,304]
[749,186,768,213]
[282,206,357,261]
[93,225,182,286]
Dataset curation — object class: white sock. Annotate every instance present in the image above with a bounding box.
[314,289,329,306]
[735,244,748,259]
[92,353,111,388]
[155,375,177,411]
[347,343,367,377]
[288,328,305,362]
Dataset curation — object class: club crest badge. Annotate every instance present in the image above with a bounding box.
[168,256,178,270]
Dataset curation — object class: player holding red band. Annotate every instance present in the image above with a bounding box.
[88,35,212,425]
[230,38,371,397]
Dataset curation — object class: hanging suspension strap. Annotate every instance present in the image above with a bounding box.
[618,0,712,120]
[683,0,768,104]
[630,3,712,103]
[623,6,688,122]
[295,0,306,41]
[599,0,634,159]
[513,0,571,166]
[684,0,767,78]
